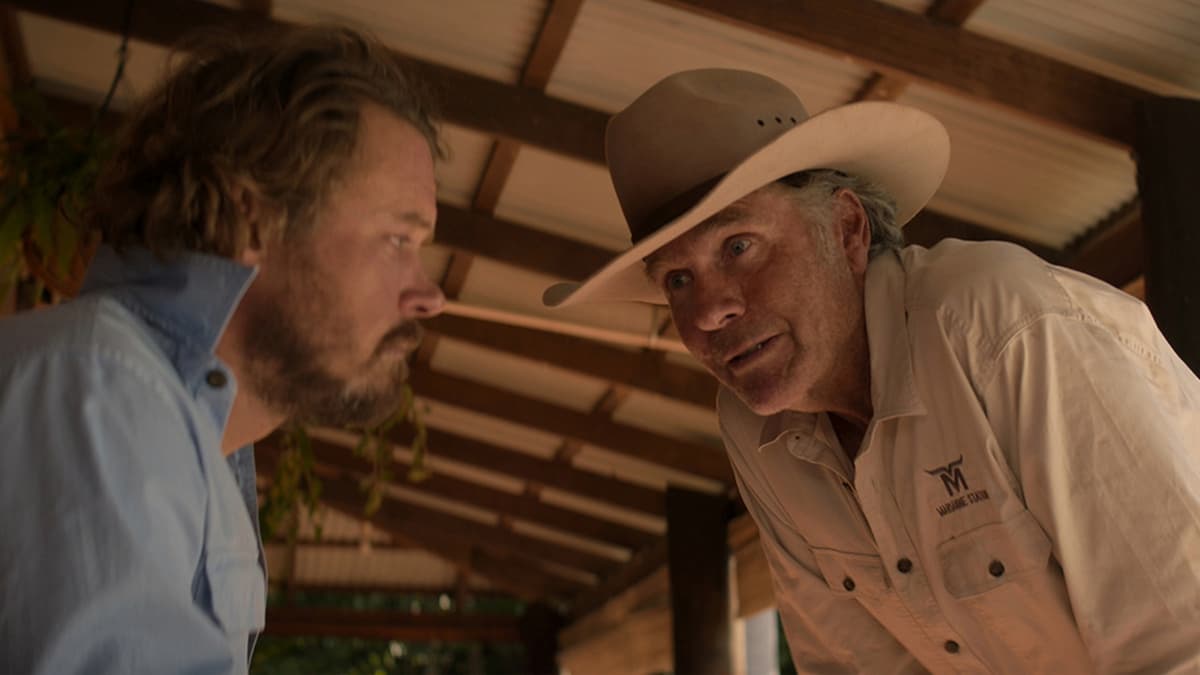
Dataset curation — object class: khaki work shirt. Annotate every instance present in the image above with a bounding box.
[719,240,1200,673]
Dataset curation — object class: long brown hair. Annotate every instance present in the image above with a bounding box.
[91,24,440,258]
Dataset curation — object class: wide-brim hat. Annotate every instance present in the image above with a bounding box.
[542,68,950,307]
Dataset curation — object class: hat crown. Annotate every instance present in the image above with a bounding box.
[606,69,810,241]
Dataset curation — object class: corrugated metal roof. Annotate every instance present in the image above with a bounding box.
[967,0,1200,96]
[273,0,544,83]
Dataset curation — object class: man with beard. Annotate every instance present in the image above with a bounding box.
[544,69,1200,672]
[0,25,444,674]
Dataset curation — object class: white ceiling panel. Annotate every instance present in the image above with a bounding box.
[20,12,169,110]
[548,0,873,115]
[431,335,611,413]
[901,83,1136,247]
[968,0,1200,97]
[273,0,546,83]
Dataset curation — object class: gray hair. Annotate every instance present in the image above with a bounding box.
[777,169,903,259]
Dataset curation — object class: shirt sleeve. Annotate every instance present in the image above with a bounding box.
[0,348,238,675]
[981,309,1200,674]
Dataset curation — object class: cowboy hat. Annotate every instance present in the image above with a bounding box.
[542,68,950,307]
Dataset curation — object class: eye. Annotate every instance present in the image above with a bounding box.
[664,270,692,292]
[388,234,413,249]
[728,237,751,256]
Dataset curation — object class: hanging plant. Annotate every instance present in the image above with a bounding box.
[0,87,108,307]
[258,384,433,543]
[352,382,432,517]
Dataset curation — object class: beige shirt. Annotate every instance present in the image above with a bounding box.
[719,240,1200,674]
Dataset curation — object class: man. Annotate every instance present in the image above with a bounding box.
[0,25,444,673]
[545,69,1200,672]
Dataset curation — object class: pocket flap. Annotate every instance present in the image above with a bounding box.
[937,510,1052,598]
[811,548,890,599]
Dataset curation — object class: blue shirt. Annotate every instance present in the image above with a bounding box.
[1,246,267,674]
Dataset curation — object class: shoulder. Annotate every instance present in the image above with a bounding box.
[895,240,1087,355]
[0,296,205,490]
[900,239,1069,319]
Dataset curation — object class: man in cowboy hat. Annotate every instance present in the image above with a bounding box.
[545,69,1200,672]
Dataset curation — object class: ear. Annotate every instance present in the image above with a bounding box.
[830,188,871,275]
[230,180,266,267]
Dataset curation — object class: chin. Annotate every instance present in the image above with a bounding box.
[730,383,793,417]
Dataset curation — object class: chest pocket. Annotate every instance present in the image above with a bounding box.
[205,551,266,634]
[812,548,891,601]
[937,509,1052,598]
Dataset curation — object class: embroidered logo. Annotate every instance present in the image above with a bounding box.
[925,456,990,517]
[926,456,968,496]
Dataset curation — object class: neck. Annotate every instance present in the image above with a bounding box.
[221,387,286,455]
[216,318,286,455]
[817,323,873,460]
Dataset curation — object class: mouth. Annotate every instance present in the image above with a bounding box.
[375,322,424,357]
[725,334,780,369]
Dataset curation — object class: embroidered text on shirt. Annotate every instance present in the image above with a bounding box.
[926,456,990,517]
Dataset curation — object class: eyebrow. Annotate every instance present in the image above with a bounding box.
[642,204,749,281]
[398,211,436,234]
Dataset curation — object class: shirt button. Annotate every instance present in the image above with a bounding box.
[896,558,913,574]
[842,577,855,592]
[989,560,1006,577]
[205,370,228,388]
[944,640,960,654]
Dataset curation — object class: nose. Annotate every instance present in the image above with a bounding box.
[691,277,745,332]
[400,269,446,318]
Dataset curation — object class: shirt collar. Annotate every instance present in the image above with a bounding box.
[863,249,926,423]
[80,245,257,356]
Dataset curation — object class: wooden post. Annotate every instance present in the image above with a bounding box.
[1135,97,1200,375]
[518,601,563,675]
[667,486,731,675]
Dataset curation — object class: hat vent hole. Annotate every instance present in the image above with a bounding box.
[756,119,765,126]
[775,116,782,124]
[790,116,797,124]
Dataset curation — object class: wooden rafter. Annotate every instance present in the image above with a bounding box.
[258,446,585,593]
[408,364,733,483]
[853,0,986,102]
[405,427,666,518]
[264,606,521,642]
[281,436,658,551]
[426,314,717,409]
[275,449,622,578]
[1060,198,1144,289]
[18,0,1087,264]
[653,0,1151,147]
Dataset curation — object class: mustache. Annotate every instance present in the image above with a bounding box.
[375,321,425,355]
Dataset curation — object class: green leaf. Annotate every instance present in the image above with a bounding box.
[29,192,55,255]
[0,200,26,265]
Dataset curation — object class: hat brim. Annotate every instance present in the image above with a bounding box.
[543,101,949,307]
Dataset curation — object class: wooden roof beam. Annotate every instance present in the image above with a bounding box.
[263,606,522,642]
[400,426,666,518]
[279,436,659,551]
[654,0,1151,148]
[425,313,718,409]
[257,447,590,600]
[408,364,733,484]
[308,458,620,578]
[20,0,1076,258]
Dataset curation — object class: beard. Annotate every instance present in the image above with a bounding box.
[237,258,424,429]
